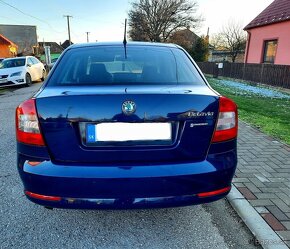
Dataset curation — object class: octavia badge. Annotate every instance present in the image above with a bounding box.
[122,100,136,115]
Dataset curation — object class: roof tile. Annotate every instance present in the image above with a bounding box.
[244,0,290,30]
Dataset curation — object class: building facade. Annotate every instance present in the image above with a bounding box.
[0,24,37,56]
[0,34,18,58]
[244,0,290,65]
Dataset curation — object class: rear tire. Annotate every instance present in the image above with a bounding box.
[25,74,32,87]
[41,70,46,81]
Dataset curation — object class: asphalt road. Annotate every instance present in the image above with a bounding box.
[0,83,260,249]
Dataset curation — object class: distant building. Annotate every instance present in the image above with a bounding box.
[244,0,290,65]
[38,42,64,54]
[0,33,18,58]
[38,42,64,62]
[208,50,245,63]
[169,28,199,52]
[0,24,37,56]
[61,40,73,49]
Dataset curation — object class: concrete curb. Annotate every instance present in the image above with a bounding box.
[227,186,289,249]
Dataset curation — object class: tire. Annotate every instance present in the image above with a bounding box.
[41,69,46,81]
[25,74,32,87]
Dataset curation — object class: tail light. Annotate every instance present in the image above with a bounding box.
[25,191,61,202]
[197,186,231,198]
[16,99,45,146]
[212,96,238,143]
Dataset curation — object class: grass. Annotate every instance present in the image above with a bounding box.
[207,76,290,145]
[0,88,7,94]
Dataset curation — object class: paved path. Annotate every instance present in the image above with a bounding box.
[233,121,290,247]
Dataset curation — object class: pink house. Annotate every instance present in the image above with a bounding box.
[244,0,290,65]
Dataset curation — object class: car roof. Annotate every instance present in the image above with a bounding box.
[3,56,28,60]
[68,41,180,50]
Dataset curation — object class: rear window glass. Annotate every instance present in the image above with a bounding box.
[47,45,204,86]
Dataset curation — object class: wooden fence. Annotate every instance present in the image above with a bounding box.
[197,62,290,89]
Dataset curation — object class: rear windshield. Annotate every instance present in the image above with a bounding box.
[47,45,205,86]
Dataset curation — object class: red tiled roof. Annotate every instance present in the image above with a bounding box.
[244,0,290,30]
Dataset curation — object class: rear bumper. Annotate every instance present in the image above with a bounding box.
[18,149,237,209]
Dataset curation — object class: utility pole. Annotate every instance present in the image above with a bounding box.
[63,15,73,45]
[85,32,90,43]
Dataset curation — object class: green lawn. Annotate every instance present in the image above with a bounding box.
[0,88,7,94]
[207,77,290,145]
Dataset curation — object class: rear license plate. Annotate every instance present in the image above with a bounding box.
[86,123,172,143]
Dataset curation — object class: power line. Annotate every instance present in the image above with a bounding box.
[0,0,63,34]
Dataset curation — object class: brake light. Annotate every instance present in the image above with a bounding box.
[212,96,238,143]
[197,186,231,198]
[16,99,45,146]
[25,191,61,202]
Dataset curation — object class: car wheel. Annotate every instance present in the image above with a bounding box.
[41,70,46,81]
[25,74,32,87]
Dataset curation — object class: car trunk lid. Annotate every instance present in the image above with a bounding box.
[36,85,219,164]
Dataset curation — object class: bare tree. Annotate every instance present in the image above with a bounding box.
[211,21,247,62]
[128,10,151,41]
[209,33,223,50]
[128,0,201,42]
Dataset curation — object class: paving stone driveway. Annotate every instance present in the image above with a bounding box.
[233,121,290,247]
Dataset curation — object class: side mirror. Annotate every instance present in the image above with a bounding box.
[27,63,32,67]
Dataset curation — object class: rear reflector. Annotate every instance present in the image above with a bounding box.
[212,96,238,143]
[197,186,231,198]
[16,99,45,146]
[27,161,42,166]
[25,191,61,202]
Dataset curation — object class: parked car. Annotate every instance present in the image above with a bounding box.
[0,56,46,87]
[16,42,238,209]
[47,57,59,70]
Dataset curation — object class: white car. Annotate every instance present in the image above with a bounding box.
[0,56,46,87]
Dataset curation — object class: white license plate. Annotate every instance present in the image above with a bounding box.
[90,123,172,142]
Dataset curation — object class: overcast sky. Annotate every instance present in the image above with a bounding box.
[0,0,274,43]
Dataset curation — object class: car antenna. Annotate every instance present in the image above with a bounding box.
[123,18,127,59]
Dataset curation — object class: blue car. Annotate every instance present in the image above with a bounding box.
[16,42,238,209]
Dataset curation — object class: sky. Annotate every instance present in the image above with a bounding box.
[0,0,274,44]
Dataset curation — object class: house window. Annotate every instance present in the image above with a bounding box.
[263,40,277,63]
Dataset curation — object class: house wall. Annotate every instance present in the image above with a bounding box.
[0,44,10,57]
[245,20,290,65]
[209,51,244,63]
[0,43,17,58]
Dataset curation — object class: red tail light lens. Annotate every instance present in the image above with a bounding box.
[16,99,45,146]
[212,96,238,143]
[25,191,61,202]
[197,186,231,198]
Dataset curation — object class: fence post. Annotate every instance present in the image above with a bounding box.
[283,66,290,88]
[260,63,264,83]
[213,63,219,78]
[242,63,246,80]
